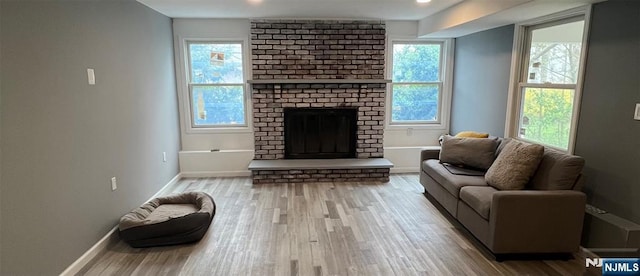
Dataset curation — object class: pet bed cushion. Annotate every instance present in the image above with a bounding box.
[119,192,215,247]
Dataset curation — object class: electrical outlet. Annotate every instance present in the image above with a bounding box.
[111,177,117,191]
[162,152,167,162]
[634,103,640,121]
[87,68,95,85]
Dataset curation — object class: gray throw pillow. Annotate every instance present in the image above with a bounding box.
[527,148,585,190]
[439,135,498,170]
[485,140,544,190]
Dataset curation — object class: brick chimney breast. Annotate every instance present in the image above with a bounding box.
[250,20,387,160]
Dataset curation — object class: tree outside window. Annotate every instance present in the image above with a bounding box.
[518,18,585,150]
[187,42,246,127]
[391,42,443,124]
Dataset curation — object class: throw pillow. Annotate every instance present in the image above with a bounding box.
[455,131,489,138]
[439,135,498,170]
[485,140,544,190]
[495,137,511,157]
[527,148,585,190]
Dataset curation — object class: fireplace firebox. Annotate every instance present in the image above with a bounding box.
[284,108,357,159]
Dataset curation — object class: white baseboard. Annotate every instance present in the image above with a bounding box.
[181,169,421,177]
[179,147,432,177]
[385,146,436,173]
[179,150,253,177]
[184,170,417,177]
[60,173,182,276]
[149,173,182,199]
[59,226,119,276]
[390,167,419,174]
[180,170,251,178]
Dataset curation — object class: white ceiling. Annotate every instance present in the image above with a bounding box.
[137,0,464,20]
[137,0,605,37]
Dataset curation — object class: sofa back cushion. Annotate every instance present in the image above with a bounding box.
[485,140,544,190]
[439,135,498,170]
[528,148,585,190]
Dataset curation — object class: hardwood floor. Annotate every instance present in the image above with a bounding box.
[79,174,595,275]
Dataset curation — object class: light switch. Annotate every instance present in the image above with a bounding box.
[87,68,95,85]
[635,103,640,121]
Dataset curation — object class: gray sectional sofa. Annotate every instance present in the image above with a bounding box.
[420,137,587,257]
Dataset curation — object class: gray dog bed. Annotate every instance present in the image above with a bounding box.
[119,192,215,248]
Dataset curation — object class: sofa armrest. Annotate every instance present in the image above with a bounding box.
[420,147,441,163]
[489,190,586,254]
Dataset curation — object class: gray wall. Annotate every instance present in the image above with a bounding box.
[575,0,640,224]
[450,25,514,136]
[0,1,180,274]
[0,1,3,273]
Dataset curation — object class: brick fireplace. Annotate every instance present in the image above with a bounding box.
[252,82,386,160]
[249,19,391,183]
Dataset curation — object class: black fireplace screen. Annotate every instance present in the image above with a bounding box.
[284,108,357,159]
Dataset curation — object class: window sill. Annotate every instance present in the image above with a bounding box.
[509,136,570,153]
[385,123,447,131]
[185,126,253,134]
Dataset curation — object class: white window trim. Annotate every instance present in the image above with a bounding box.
[504,5,592,153]
[385,38,454,131]
[176,36,253,134]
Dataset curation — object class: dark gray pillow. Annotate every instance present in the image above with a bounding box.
[527,147,585,190]
[439,135,499,170]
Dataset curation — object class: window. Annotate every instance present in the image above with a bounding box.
[515,16,587,150]
[390,42,444,124]
[187,42,246,127]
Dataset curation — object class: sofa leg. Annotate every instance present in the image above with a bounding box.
[559,253,574,261]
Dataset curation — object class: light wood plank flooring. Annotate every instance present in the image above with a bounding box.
[79,174,596,275]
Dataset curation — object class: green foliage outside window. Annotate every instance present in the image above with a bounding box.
[520,40,582,149]
[391,43,442,123]
[392,84,439,122]
[392,44,440,82]
[520,88,574,149]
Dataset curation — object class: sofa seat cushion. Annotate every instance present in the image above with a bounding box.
[422,159,488,198]
[459,186,499,220]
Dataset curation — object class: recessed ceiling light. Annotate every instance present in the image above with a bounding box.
[417,0,432,3]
